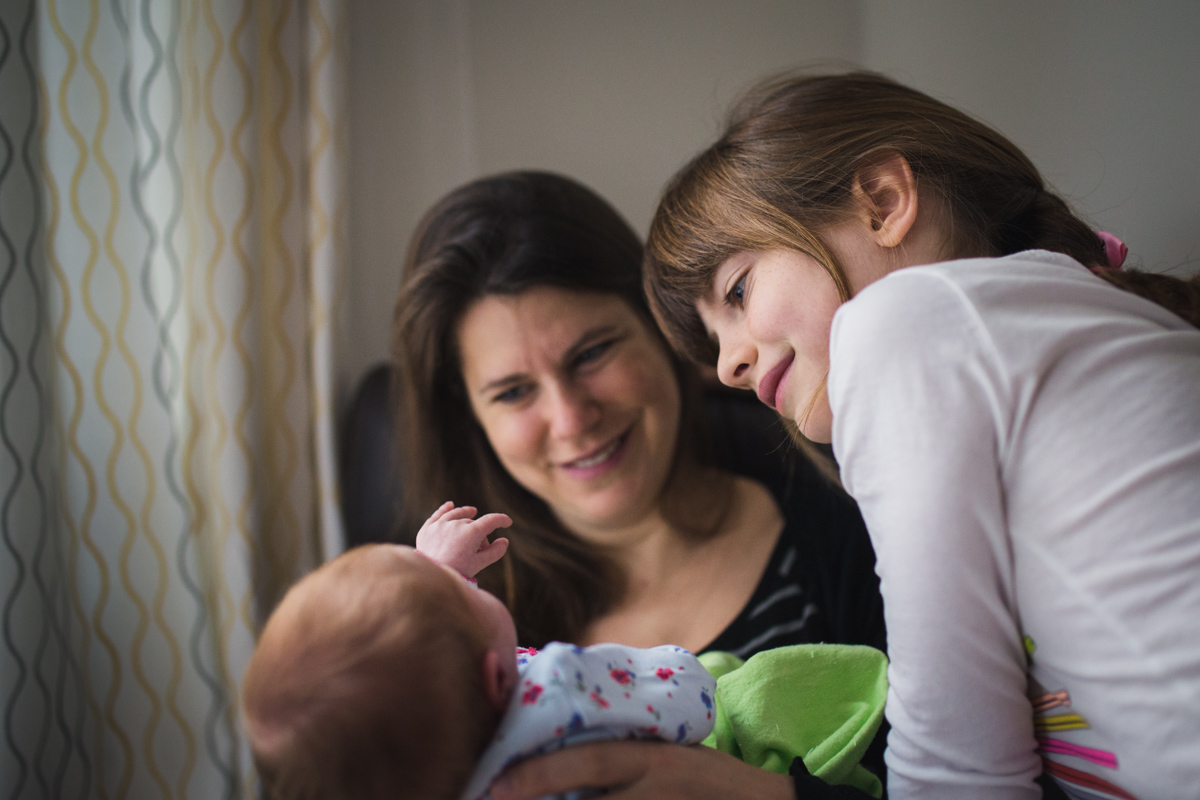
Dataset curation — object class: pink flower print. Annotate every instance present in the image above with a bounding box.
[521,684,544,705]
[590,690,610,709]
[655,667,675,681]
[610,668,632,685]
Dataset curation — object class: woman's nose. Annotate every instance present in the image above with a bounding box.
[546,382,601,438]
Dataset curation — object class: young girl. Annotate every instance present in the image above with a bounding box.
[641,72,1200,799]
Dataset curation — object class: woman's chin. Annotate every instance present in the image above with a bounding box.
[553,485,660,538]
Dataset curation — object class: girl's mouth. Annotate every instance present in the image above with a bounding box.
[757,353,794,411]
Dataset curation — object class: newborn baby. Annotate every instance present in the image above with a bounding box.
[241,502,716,800]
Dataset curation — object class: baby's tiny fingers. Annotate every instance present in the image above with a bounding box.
[472,537,509,569]
[441,505,479,522]
[427,500,456,522]
[472,512,513,535]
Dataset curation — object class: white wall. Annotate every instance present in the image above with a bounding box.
[861,0,1200,277]
[343,0,1200,405]
[344,0,859,401]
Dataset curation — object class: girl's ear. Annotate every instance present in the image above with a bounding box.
[852,152,919,248]
[481,649,513,711]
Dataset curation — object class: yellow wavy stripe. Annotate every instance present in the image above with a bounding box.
[78,1,173,796]
[177,13,238,783]
[225,0,258,655]
[223,20,261,770]
[258,0,303,599]
[35,56,113,800]
[1035,713,1090,733]
[46,3,133,798]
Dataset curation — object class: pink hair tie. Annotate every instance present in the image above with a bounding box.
[1096,231,1127,270]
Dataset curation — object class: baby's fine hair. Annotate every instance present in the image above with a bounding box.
[644,71,1200,362]
[241,545,499,800]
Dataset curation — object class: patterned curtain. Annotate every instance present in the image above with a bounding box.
[0,1,347,798]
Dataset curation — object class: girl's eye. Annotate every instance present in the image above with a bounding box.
[725,274,746,307]
[493,384,532,405]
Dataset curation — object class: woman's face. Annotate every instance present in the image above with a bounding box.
[457,286,681,540]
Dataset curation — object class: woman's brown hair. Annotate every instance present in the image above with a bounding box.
[644,71,1200,363]
[392,171,726,647]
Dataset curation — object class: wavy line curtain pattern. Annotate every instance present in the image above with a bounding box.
[0,1,347,798]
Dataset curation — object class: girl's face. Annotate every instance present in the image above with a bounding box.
[696,218,896,443]
[696,249,843,443]
[457,286,682,541]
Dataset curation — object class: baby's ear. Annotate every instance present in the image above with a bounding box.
[481,650,512,711]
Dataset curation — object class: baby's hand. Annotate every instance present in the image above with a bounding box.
[416,501,512,578]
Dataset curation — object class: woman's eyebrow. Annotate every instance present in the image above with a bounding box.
[478,372,527,395]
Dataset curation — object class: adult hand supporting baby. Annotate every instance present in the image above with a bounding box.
[489,741,794,800]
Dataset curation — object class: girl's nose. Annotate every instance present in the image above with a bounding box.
[716,339,754,389]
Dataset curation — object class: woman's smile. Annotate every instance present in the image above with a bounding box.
[558,426,632,477]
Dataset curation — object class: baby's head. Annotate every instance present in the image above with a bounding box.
[242,544,519,800]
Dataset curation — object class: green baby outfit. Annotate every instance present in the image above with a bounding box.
[698,644,888,798]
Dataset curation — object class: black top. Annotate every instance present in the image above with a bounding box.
[698,459,886,658]
[700,388,888,798]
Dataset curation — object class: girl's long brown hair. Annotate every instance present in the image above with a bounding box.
[644,71,1200,364]
[392,171,728,647]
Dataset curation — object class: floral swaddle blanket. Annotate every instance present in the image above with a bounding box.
[461,642,716,800]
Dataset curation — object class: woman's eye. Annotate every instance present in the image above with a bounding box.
[573,340,613,368]
[725,274,746,307]
[493,384,531,404]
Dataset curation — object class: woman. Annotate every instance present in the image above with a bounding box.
[391,171,887,794]
[634,72,1200,799]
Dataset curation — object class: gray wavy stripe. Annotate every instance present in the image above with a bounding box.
[19,4,94,798]
[3,1,96,797]
[1,8,33,795]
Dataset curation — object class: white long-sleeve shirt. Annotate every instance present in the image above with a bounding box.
[828,250,1200,799]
